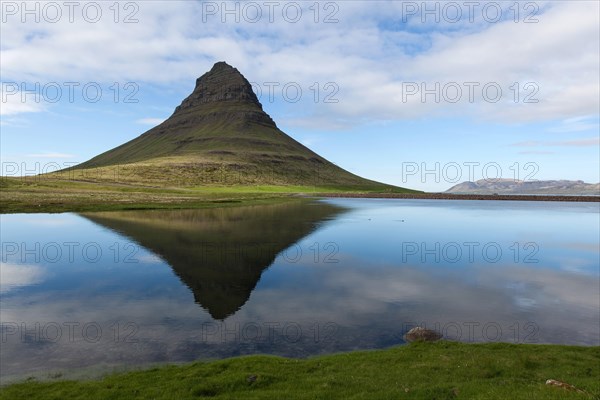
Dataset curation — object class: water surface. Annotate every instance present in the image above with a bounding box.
[1,198,598,380]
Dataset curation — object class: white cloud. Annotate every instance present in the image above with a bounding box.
[518,151,555,155]
[0,89,46,116]
[136,117,166,125]
[135,253,164,264]
[549,116,600,133]
[557,138,600,147]
[511,137,600,148]
[0,1,597,125]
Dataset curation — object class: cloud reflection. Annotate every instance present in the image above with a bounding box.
[0,263,45,294]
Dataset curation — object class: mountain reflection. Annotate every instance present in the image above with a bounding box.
[80,200,345,319]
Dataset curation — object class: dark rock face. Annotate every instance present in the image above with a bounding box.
[173,61,276,128]
[177,62,260,108]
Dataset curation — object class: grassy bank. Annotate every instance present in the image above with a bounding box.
[0,176,417,213]
[1,342,598,399]
[0,178,317,213]
[4,175,597,214]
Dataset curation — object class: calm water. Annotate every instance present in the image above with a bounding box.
[1,199,599,380]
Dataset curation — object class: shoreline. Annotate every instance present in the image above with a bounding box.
[2,342,598,399]
[2,176,599,214]
[314,192,600,202]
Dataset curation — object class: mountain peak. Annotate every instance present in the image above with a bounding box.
[173,61,267,119]
[73,62,406,192]
[210,61,236,72]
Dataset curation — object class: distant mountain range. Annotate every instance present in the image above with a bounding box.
[446,179,600,195]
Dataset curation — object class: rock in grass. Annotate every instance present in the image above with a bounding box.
[403,327,442,342]
[545,379,586,393]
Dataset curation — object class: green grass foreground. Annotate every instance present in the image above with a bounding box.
[2,342,598,399]
[0,176,417,213]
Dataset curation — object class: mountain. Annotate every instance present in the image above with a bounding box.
[446,179,600,195]
[81,200,345,320]
[72,62,409,191]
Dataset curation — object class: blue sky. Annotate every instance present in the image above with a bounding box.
[1,0,598,191]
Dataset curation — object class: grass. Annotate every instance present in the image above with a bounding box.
[0,174,418,213]
[1,341,598,399]
[0,177,295,213]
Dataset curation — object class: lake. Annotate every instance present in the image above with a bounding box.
[1,198,598,380]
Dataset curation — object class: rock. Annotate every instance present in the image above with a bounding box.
[173,61,277,129]
[403,327,442,342]
[246,374,257,383]
[545,379,586,393]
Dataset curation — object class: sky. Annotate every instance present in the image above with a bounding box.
[1,0,598,192]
